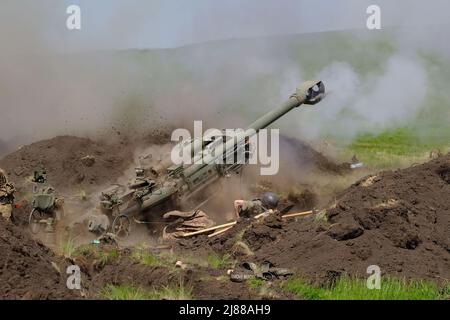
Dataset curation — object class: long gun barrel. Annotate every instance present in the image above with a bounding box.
[246,80,325,132]
[183,80,325,178]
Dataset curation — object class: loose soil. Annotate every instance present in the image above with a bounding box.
[0,136,134,194]
[0,220,78,299]
[1,135,447,299]
[179,154,450,285]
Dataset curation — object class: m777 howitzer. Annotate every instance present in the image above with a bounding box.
[88,80,325,237]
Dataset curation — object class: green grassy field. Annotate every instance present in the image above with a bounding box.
[332,50,450,169]
[343,127,450,169]
[102,283,193,300]
[285,276,450,300]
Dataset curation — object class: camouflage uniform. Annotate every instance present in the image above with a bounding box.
[0,169,15,221]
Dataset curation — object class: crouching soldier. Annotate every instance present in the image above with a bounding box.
[29,169,64,233]
[0,169,15,222]
[234,192,279,219]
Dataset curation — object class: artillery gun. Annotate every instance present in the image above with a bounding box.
[88,80,325,237]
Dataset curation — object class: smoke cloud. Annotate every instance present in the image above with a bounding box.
[296,54,429,141]
[0,0,449,156]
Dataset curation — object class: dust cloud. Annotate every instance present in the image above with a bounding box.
[0,1,449,155]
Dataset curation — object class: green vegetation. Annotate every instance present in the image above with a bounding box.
[132,247,163,266]
[156,282,193,300]
[285,276,449,300]
[102,284,150,300]
[248,278,265,289]
[60,236,77,258]
[97,248,120,266]
[73,243,96,257]
[207,253,233,269]
[313,210,328,222]
[341,52,450,169]
[344,127,449,169]
[102,282,193,300]
[71,243,120,267]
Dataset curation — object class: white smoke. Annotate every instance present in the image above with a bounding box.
[294,54,429,141]
[0,0,449,155]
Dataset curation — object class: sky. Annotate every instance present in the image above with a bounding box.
[2,0,450,52]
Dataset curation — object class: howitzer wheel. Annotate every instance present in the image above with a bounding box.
[29,208,44,234]
[111,214,131,238]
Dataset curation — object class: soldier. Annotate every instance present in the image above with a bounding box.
[234,192,279,219]
[0,169,15,222]
[29,169,64,233]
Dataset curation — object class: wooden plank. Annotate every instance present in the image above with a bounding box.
[208,226,234,238]
[282,210,314,219]
[182,221,237,237]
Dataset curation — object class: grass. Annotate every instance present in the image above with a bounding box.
[131,247,163,266]
[97,248,120,266]
[207,253,233,269]
[60,236,77,258]
[73,244,97,257]
[157,282,193,300]
[248,278,265,289]
[314,210,328,222]
[79,188,88,201]
[70,243,120,268]
[247,278,281,299]
[285,276,449,300]
[102,284,151,300]
[102,282,193,300]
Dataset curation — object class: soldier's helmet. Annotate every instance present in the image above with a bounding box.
[261,192,279,209]
[0,169,7,186]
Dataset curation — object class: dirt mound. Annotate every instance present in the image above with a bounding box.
[182,154,450,284]
[86,260,175,297]
[0,136,134,194]
[258,154,450,283]
[0,220,78,299]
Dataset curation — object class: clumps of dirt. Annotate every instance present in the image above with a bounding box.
[325,223,364,241]
[439,168,450,184]
[86,259,177,297]
[71,245,257,299]
[0,136,134,194]
[181,154,450,285]
[241,215,284,251]
[248,180,318,212]
[0,220,79,299]
[286,188,318,211]
[191,270,257,299]
[176,215,287,259]
[258,154,450,283]
[327,154,450,251]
